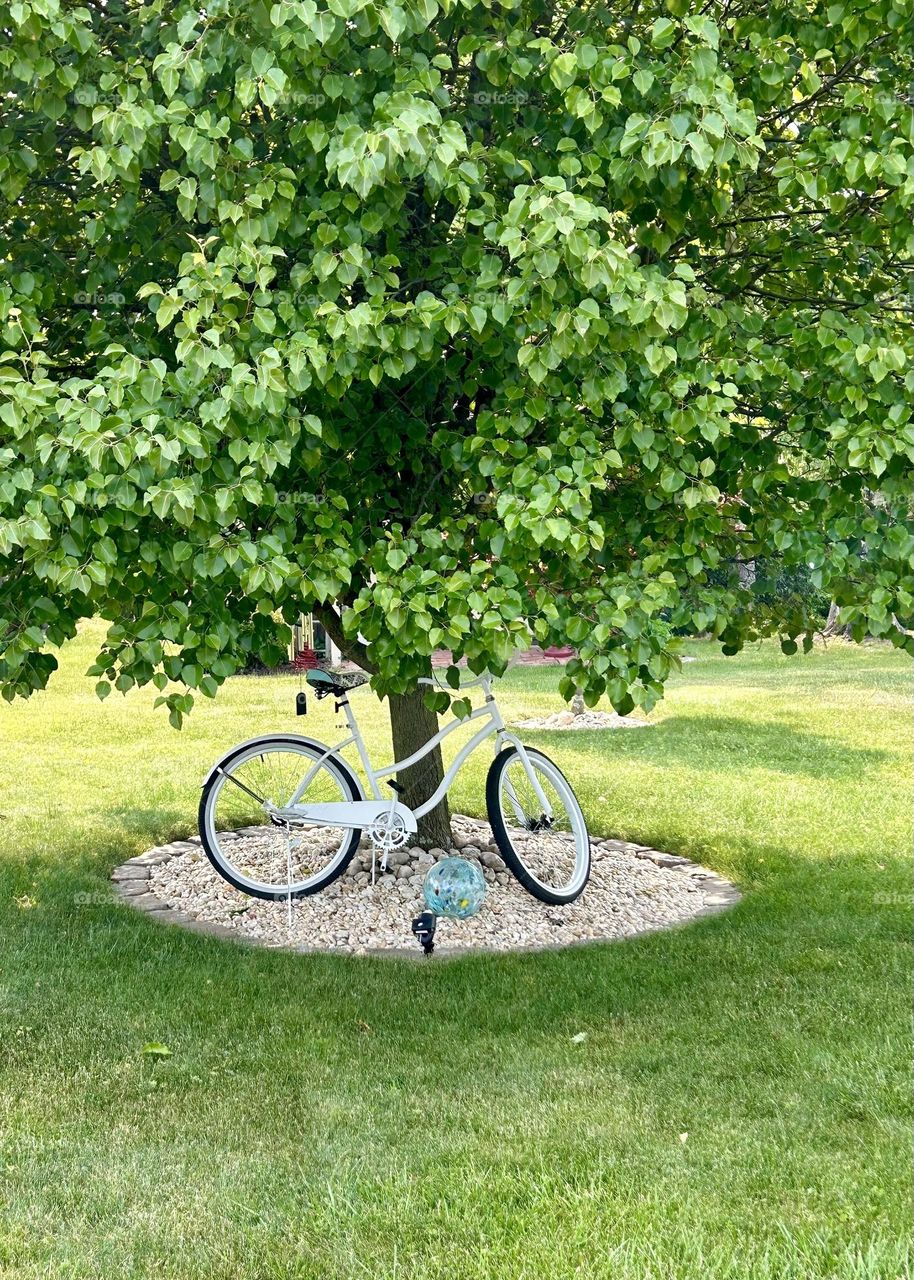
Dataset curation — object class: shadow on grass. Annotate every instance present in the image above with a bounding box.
[4,823,905,1034]
[102,804,195,846]
[2,809,910,1185]
[521,715,889,779]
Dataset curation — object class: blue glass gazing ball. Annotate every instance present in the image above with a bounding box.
[423,857,486,921]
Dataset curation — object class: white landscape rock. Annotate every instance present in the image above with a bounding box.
[119,815,741,958]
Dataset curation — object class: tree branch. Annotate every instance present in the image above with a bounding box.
[313,603,377,673]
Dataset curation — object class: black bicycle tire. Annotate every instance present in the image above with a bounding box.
[485,746,591,905]
[198,735,363,900]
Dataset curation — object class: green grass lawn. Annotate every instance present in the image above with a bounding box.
[1,625,911,1280]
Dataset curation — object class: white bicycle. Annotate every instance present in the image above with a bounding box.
[199,668,591,906]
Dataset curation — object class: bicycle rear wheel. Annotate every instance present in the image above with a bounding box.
[486,745,591,904]
[198,735,362,900]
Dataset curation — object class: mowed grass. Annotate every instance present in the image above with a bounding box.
[0,623,910,1280]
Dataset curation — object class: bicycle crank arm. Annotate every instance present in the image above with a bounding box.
[277,800,418,833]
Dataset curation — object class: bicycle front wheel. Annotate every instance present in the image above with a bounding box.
[198,735,363,900]
[486,746,591,904]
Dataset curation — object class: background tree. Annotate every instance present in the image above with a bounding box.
[1,0,911,842]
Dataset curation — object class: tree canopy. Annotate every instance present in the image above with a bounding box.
[1,0,912,726]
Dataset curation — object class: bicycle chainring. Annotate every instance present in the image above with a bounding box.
[368,812,410,849]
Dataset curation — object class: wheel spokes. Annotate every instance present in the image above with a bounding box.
[218,767,268,807]
[498,757,582,894]
[207,745,353,893]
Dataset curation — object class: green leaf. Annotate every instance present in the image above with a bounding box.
[550,52,577,90]
[310,11,337,42]
[142,1042,172,1058]
[686,131,714,171]
[386,547,407,571]
[650,17,678,48]
[154,296,181,329]
[379,5,407,41]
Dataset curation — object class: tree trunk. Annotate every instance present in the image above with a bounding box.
[571,687,586,717]
[313,604,452,847]
[823,601,852,639]
[388,687,452,848]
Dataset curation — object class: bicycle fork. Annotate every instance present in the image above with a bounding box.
[494,727,553,828]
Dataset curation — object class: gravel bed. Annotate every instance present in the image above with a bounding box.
[115,816,740,958]
[513,710,652,730]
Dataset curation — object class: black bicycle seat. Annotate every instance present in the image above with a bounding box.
[305,668,370,698]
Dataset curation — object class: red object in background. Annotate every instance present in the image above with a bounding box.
[543,646,575,660]
[291,647,319,670]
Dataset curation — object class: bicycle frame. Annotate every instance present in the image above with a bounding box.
[281,673,552,828]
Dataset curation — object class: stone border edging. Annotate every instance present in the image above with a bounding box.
[111,834,742,960]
